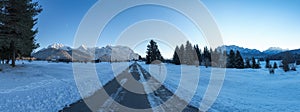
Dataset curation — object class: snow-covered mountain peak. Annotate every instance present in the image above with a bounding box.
[47,43,71,51]
[77,45,88,51]
[263,47,288,55]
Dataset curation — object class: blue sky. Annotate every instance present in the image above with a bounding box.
[35,0,300,58]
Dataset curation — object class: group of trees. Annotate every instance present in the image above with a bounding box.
[265,58,278,69]
[171,41,264,69]
[172,41,227,67]
[172,41,202,66]
[145,40,297,72]
[0,0,42,67]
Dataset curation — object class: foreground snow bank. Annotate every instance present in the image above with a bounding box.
[140,62,300,112]
[0,61,130,112]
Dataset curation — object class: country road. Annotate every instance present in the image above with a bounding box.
[60,62,199,112]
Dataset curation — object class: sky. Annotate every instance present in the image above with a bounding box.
[35,0,300,58]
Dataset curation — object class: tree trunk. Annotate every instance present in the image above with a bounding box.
[10,41,16,67]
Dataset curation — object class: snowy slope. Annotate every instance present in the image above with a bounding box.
[140,62,300,112]
[0,61,130,112]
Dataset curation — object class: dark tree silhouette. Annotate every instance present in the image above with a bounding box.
[146,40,164,64]
[172,46,180,65]
[235,50,244,69]
[0,0,42,67]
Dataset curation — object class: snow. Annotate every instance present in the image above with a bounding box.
[1,60,299,111]
[0,61,130,112]
[48,43,72,51]
[139,62,300,112]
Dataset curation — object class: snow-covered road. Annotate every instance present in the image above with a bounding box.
[61,62,198,112]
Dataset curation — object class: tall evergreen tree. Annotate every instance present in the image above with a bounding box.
[146,40,164,64]
[194,45,201,65]
[227,50,235,68]
[179,44,185,64]
[251,57,256,68]
[235,50,244,69]
[184,41,197,65]
[245,58,251,68]
[265,58,271,68]
[273,62,278,69]
[0,0,42,67]
[203,46,211,67]
[172,46,180,65]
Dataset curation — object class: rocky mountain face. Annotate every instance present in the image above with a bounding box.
[32,43,140,62]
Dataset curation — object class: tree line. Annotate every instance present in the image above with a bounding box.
[0,0,42,67]
[171,41,275,69]
[145,40,295,72]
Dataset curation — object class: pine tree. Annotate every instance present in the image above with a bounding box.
[194,45,201,66]
[245,58,251,68]
[251,57,256,69]
[265,58,271,68]
[227,50,235,68]
[184,41,197,65]
[146,40,164,64]
[273,62,278,69]
[235,50,244,69]
[0,0,42,67]
[179,44,185,64]
[172,46,180,65]
[211,49,221,67]
[203,46,211,67]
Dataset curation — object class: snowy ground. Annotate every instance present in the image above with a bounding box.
[0,61,131,112]
[139,62,300,112]
[1,60,299,111]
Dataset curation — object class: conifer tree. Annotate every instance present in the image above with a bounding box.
[172,46,180,65]
[273,62,278,69]
[146,40,164,64]
[227,50,235,68]
[245,58,251,68]
[235,50,244,69]
[265,58,271,68]
[184,41,197,65]
[251,57,256,68]
[0,0,42,67]
[194,45,201,65]
[203,46,211,67]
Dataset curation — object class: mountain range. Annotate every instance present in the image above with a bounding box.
[33,43,299,62]
[32,43,140,62]
[217,45,290,59]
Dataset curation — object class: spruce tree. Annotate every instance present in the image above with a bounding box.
[203,46,211,67]
[194,45,201,65]
[146,40,164,64]
[0,0,42,67]
[227,50,235,68]
[172,46,180,65]
[265,58,271,68]
[179,44,185,64]
[245,58,251,68]
[235,50,244,69]
[251,57,256,68]
[273,62,278,69]
[184,41,197,65]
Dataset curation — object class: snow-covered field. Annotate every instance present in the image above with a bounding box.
[0,61,130,112]
[1,60,299,112]
[140,62,300,112]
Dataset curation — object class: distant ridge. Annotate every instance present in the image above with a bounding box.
[32,43,140,62]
